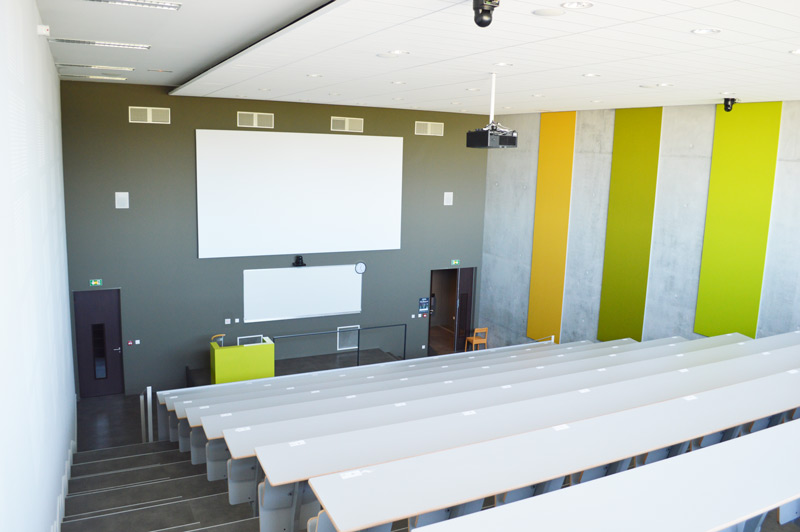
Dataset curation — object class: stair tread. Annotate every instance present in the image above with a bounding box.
[73,440,178,464]
[69,460,205,494]
[71,448,187,477]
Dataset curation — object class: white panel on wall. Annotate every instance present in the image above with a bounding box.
[641,105,715,341]
[243,265,362,323]
[195,129,403,258]
[758,101,800,337]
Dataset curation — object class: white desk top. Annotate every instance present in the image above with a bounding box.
[174,339,644,418]
[192,335,727,430]
[416,404,800,532]
[310,368,800,531]
[253,340,800,486]
[210,335,744,454]
[157,339,576,406]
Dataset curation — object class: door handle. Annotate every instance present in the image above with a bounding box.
[113,347,121,352]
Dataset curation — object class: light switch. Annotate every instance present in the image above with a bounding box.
[224,318,231,325]
[234,318,240,323]
[115,192,129,209]
[135,339,141,345]
[411,314,416,319]
[422,344,426,349]
[443,191,453,206]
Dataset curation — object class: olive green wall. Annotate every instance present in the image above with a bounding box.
[61,82,488,394]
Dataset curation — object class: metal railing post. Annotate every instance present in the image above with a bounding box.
[139,392,147,443]
[146,386,154,442]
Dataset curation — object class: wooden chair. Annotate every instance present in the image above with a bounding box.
[465,327,488,351]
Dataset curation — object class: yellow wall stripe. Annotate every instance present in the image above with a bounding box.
[694,102,782,337]
[527,112,577,343]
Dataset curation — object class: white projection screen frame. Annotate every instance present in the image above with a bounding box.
[196,129,403,259]
[243,265,362,323]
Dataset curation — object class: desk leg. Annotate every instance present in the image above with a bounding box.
[290,481,301,532]
[178,419,191,452]
[168,411,179,442]
[228,457,260,505]
[190,427,208,465]
[206,439,231,481]
[156,403,169,441]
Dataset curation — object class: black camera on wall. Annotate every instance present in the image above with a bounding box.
[474,0,499,27]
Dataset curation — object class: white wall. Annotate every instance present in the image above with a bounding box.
[0,1,76,530]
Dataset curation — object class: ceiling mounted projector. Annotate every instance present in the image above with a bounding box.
[466,72,518,149]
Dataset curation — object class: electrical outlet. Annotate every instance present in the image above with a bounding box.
[422,344,426,349]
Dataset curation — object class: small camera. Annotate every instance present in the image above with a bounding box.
[474,0,499,27]
[723,98,736,112]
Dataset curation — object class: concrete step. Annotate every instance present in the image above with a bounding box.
[73,440,178,464]
[184,517,259,531]
[64,474,226,519]
[61,493,252,532]
[69,459,205,494]
[71,448,186,477]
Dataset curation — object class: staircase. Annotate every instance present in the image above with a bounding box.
[62,440,257,532]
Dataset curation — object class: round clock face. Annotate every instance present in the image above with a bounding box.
[355,262,367,274]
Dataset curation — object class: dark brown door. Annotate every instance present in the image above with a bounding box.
[74,289,124,397]
[455,268,476,352]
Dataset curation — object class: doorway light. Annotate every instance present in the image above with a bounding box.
[84,0,181,10]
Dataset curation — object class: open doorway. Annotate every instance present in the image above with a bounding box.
[428,267,476,356]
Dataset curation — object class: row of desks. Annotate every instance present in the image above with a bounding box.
[156,331,800,532]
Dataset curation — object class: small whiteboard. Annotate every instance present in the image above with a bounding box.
[243,265,362,323]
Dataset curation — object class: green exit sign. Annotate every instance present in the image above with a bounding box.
[451,259,461,266]
[89,279,103,287]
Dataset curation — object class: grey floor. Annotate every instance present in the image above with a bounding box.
[74,355,800,532]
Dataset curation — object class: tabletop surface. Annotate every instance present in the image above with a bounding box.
[416,407,800,532]
[253,339,800,486]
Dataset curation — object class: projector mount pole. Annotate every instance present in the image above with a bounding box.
[489,72,496,125]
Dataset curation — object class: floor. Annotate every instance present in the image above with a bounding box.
[428,325,456,356]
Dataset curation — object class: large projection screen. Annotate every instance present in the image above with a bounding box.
[243,265,362,323]
[196,129,403,259]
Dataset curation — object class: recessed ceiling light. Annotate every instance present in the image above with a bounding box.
[307,73,323,78]
[657,83,674,87]
[639,84,656,89]
[720,91,736,95]
[561,1,593,8]
[533,8,565,16]
[451,101,461,105]
[56,63,134,71]
[502,106,512,109]
[147,68,172,73]
[258,88,271,92]
[582,73,601,77]
[329,92,341,96]
[49,38,150,50]
[393,97,404,101]
[297,99,310,102]
[590,99,602,103]
[790,49,800,55]
[377,50,410,58]
[61,74,128,81]
[493,62,513,67]
[390,81,406,85]
[84,0,181,10]
[460,109,468,113]
[466,88,480,91]
[532,93,545,98]
[691,28,721,35]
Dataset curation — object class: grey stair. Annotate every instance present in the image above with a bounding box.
[64,474,227,519]
[73,440,178,464]
[69,460,205,494]
[61,493,252,532]
[184,517,259,531]
[71,448,187,477]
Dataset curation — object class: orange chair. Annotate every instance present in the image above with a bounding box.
[465,327,488,351]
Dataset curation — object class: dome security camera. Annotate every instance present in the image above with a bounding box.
[474,0,499,28]
[723,98,736,112]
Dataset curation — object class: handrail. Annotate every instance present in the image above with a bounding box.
[273,323,408,364]
[534,335,556,344]
[139,386,154,443]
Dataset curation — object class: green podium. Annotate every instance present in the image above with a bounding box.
[210,337,275,384]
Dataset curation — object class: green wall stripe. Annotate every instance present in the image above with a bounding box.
[694,102,782,338]
[597,107,662,341]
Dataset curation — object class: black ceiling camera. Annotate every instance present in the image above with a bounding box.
[724,98,736,112]
[474,0,499,27]
[292,255,306,267]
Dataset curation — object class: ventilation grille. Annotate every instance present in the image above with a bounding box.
[415,121,445,136]
[331,116,364,133]
[237,111,274,129]
[128,106,171,124]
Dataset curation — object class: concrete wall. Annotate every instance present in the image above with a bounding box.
[560,110,615,342]
[758,101,800,336]
[1,0,76,530]
[478,113,540,347]
[61,83,488,392]
[642,105,714,340]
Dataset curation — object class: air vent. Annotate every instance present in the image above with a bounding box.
[415,121,445,136]
[331,116,364,133]
[128,106,171,124]
[237,111,274,129]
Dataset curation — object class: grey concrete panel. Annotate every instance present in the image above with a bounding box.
[561,110,615,343]
[478,113,540,347]
[758,101,800,337]
[642,105,715,341]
